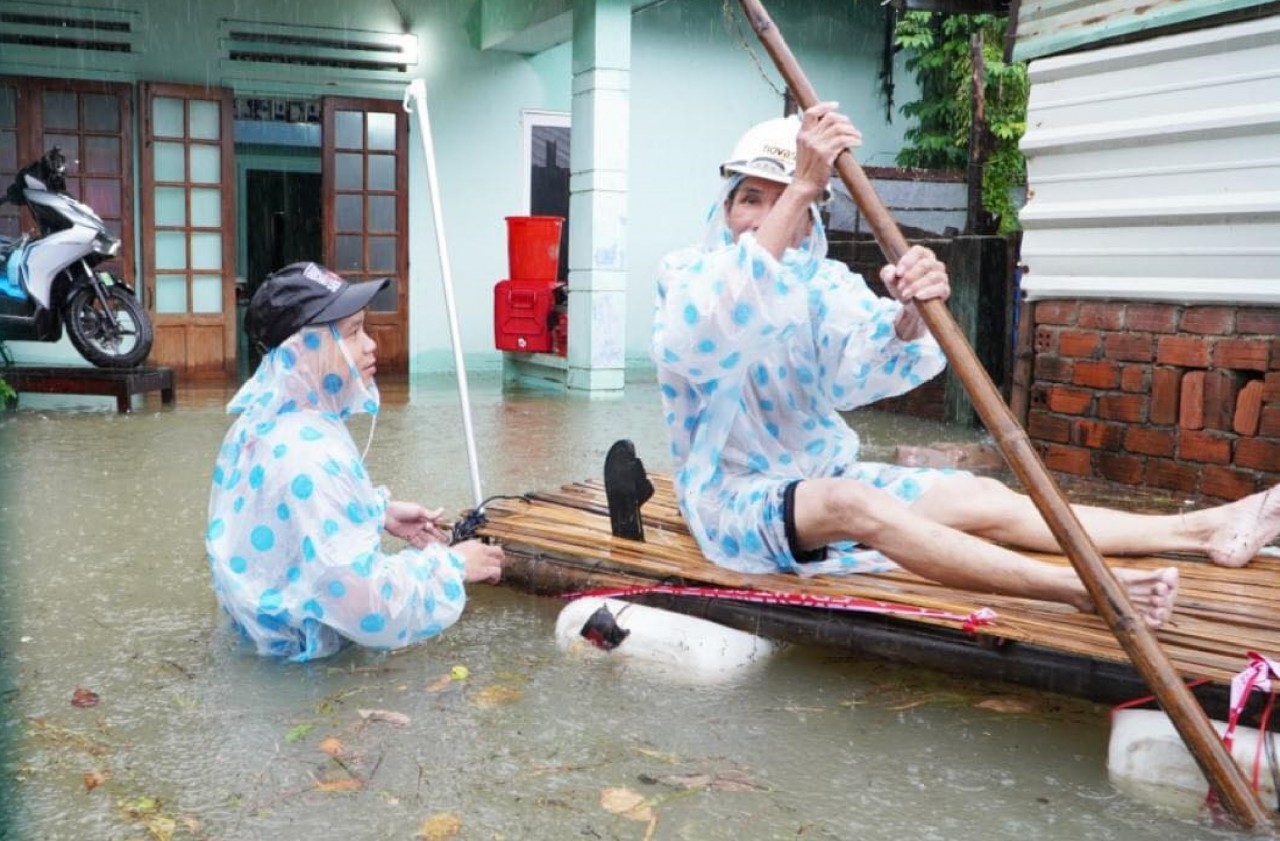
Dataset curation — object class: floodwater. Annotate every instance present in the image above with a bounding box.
[0,375,1253,840]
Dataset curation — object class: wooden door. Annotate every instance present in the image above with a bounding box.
[140,83,236,377]
[0,77,134,286]
[322,97,408,371]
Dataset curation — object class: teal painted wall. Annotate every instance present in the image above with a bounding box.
[0,0,915,376]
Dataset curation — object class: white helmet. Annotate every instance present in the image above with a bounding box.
[719,114,830,202]
[719,115,800,185]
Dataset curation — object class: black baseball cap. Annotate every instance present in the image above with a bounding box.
[245,262,390,350]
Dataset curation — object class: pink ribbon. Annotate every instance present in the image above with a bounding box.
[568,585,998,635]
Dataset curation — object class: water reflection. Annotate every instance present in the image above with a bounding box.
[0,375,1245,839]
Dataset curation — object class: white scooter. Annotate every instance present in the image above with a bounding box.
[0,147,153,367]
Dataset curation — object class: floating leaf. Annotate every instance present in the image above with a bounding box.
[975,697,1037,715]
[424,675,453,693]
[83,769,109,791]
[357,708,410,727]
[143,814,176,841]
[416,812,463,840]
[119,795,160,817]
[318,736,344,756]
[285,723,315,744]
[314,777,364,793]
[471,685,522,708]
[71,687,100,708]
[449,665,470,681]
[600,787,652,821]
[657,770,767,792]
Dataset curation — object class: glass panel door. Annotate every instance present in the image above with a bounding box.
[322,97,408,371]
[141,83,235,376]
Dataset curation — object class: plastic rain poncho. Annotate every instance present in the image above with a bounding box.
[652,178,949,577]
[206,324,468,661]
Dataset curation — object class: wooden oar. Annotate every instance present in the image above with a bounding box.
[735,0,1273,830]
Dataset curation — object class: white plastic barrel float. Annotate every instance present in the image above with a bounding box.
[555,597,775,685]
[1108,709,1279,813]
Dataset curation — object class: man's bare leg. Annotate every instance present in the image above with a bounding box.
[910,475,1280,567]
[793,478,1178,628]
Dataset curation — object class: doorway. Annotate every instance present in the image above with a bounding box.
[241,169,321,374]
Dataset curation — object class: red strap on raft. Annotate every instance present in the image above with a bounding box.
[568,585,997,635]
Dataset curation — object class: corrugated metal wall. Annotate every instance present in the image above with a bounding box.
[1017,13,1280,305]
[1013,0,1276,62]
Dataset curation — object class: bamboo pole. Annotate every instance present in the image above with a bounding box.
[735,0,1273,830]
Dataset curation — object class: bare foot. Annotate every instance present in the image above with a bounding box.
[1068,566,1179,629]
[1207,487,1280,568]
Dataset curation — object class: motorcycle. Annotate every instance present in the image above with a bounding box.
[0,147,153,368]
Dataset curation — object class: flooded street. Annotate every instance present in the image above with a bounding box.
[0,376,1246,840]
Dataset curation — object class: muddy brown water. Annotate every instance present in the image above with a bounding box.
[0,375,1250,839]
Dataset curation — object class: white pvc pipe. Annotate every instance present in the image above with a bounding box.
[403,80,484,510]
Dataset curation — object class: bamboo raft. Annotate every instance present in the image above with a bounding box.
[479,473,1280,707]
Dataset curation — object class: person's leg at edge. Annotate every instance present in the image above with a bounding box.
[907,475,1280,568]
[791,478,1178,628]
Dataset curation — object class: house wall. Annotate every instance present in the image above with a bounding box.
[0,0,917,376]
[1016,14,1280,496]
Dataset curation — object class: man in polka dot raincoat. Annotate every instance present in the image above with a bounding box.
[652,104,1280,627]
[206,262,503,660]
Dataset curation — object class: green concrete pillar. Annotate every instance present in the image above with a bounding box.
[566,0,629,391]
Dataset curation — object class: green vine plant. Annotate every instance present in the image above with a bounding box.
[893,11,1028,235]
[0,376,14,407]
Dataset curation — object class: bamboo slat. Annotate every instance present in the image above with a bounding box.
[478,477,1280,687]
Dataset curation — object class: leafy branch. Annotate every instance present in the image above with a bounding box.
[894,11,1029,235]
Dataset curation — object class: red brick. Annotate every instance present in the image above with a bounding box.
[1104,332,1154,363]
[1035,355,1074,383]
[1265,372,1280,403]
[1126,303,1178,333]
[1234,380,1264,436]
[1078,302,1125,330]
[1201,465,1260,501]
[1179,429,1232,464]
[1073,360,1121,389]
[1143,459,1201,494]
[1180,306,1235,335]
[1120,364,1151,393]
[1203,368,1245,431]
[1261,406,1280,437]
[1029,385,1050,410]
[1125,426,1176,457]
[1037,301,1078,326]
[1034,326,1057,354]
[1274,338,1280,371]
[1027,410,1071,443]
[1151,367,1181,424]
[1072,419,1125,450]
[1059,330,1101,358]
[1213,339,1271,372]
[1098,393,1147,423]
[1157,335,1211,368]
[1040,443,1093,476]
[1097,452,1145,484]
[1046,386,1094,415]
[1238,307,1280,335]
[1236,438,1280,472]
[1180,371,1205,430]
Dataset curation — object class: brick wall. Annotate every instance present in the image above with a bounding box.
[1028,301,1280,500]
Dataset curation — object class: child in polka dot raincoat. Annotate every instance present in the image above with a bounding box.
[206,262,503,660]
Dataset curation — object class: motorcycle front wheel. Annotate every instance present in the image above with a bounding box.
[64,284,154,368]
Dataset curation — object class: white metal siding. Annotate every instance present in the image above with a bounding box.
[1018,14,1280,304]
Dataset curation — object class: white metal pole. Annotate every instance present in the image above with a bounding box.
[403,80,484,510]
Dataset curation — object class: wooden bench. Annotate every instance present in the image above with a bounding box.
[4,365,176,413]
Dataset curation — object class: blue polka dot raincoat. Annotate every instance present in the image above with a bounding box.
[206,324,468,660]
[652,179,950,577]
